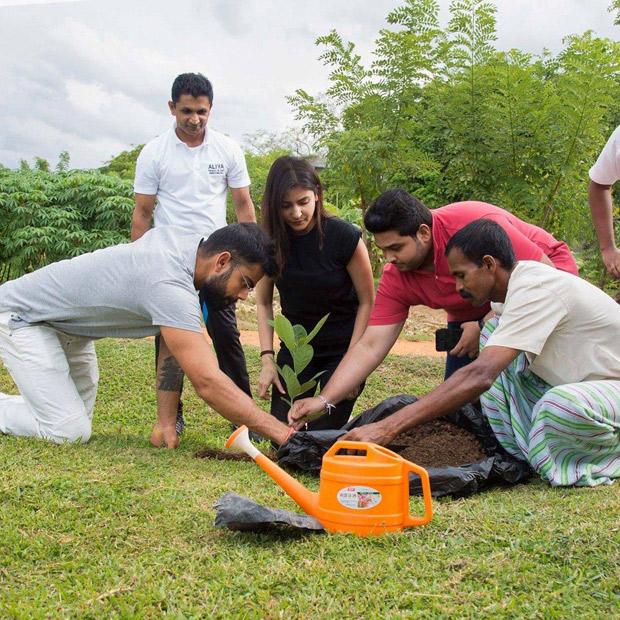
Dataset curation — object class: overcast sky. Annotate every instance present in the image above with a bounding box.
[0,0,617,170]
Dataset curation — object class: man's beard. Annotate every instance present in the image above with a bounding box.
[199,270,235,312]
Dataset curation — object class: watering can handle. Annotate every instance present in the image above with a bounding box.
[324,440,377,457]
[402,462,433,526]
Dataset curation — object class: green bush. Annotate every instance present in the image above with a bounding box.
[0,168,133,280]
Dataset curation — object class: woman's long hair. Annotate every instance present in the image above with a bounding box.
[261,156,331,270]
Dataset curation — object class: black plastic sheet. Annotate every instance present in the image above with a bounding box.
[276,395,532,498]
[214,491,324,532]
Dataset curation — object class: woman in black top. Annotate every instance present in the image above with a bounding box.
[256,156,375,430]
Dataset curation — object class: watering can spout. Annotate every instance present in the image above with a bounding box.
[225,426,319,518]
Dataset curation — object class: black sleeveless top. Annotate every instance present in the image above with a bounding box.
[275,217,361,354]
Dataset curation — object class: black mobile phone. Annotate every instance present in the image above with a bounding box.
[435,328,463,352]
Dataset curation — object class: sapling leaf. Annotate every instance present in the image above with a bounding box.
[293,324,308,344]
[276,363,301,399]
[292,343,313,375]
[270,314,329,406]
[304,313,330,344]
[296,379,318,395]
[309,370,326,383]
[272,315,296,351]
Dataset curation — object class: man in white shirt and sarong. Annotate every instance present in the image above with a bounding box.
[292,219,620,487]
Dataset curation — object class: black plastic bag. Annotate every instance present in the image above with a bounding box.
[214,491,324,532]
[276,395,532,498]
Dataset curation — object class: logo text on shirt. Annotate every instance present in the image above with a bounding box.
[208,163,225,175]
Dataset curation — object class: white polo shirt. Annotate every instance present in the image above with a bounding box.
[134,124,251,236]
[589,125,620,186]
[486,261,620,386]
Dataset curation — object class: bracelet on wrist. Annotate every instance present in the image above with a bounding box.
[260,349,275,357]
[317,394,335,416]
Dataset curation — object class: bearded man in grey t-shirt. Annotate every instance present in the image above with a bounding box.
[0,223,291,447]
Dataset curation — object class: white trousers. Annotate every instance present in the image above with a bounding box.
[0,311,98,443]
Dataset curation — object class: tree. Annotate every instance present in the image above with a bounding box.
[99,144,144,180]
[425,0,499,201]
[33,157,50,172]
[289,0,620,279]
[538,33,618,238]
[56,151,70,172]
[610,0,620,25]
[227,145,290,223]
[288,0,446,250]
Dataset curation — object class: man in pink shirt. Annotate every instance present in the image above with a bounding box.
[368,190,578,378]
[288,189,577,426]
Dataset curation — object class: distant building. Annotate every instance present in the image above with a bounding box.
[305,156,326,172]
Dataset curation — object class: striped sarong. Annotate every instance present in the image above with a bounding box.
[479,318,620,487]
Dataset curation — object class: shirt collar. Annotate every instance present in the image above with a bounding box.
[172,121,209,147]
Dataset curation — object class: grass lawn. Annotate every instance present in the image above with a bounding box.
[1,338,618,618]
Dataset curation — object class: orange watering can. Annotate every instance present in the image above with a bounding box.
[225,426,433,537]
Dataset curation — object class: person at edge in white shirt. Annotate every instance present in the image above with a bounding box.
[589,125,620,302]
[132,72,255,448]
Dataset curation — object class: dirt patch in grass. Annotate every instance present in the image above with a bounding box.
[390,419,486,468]
[195,447,277,462]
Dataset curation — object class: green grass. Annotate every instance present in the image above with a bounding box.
[1,339,619,618]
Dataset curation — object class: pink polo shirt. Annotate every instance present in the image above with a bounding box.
[369,201,578,324]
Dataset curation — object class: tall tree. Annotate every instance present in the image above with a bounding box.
[56,151,70,172]
[288,0,446,246]
[99,145,144,180]
[425,0,499,202]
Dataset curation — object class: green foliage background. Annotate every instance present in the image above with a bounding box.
[289,0,619,282]
[0,168,133,280]
[1,0,618,286]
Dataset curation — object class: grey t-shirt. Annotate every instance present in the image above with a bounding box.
[0,226,204,339]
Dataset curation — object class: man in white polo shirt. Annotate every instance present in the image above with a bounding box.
[589,125,620,302]
[132,73,255,444]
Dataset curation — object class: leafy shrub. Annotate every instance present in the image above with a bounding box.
[0,168,133,279]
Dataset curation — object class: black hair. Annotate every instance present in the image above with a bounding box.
[199,223,279,278]
[171,73,214,105]
[261,155,331,270]
[364,189,432,237]
[445,219,517,269]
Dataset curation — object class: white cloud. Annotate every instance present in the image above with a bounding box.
[0,0,83,6]
[0,0,617,169]
[65,79,107,115]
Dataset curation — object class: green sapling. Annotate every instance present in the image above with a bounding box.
[268,313,330,414]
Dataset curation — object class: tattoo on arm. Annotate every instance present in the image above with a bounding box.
[159,356,185,392]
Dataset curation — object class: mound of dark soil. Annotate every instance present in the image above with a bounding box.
[197,418,484,469]
[390,418,486,468]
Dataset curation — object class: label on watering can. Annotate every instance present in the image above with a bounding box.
[337,486,382,510]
